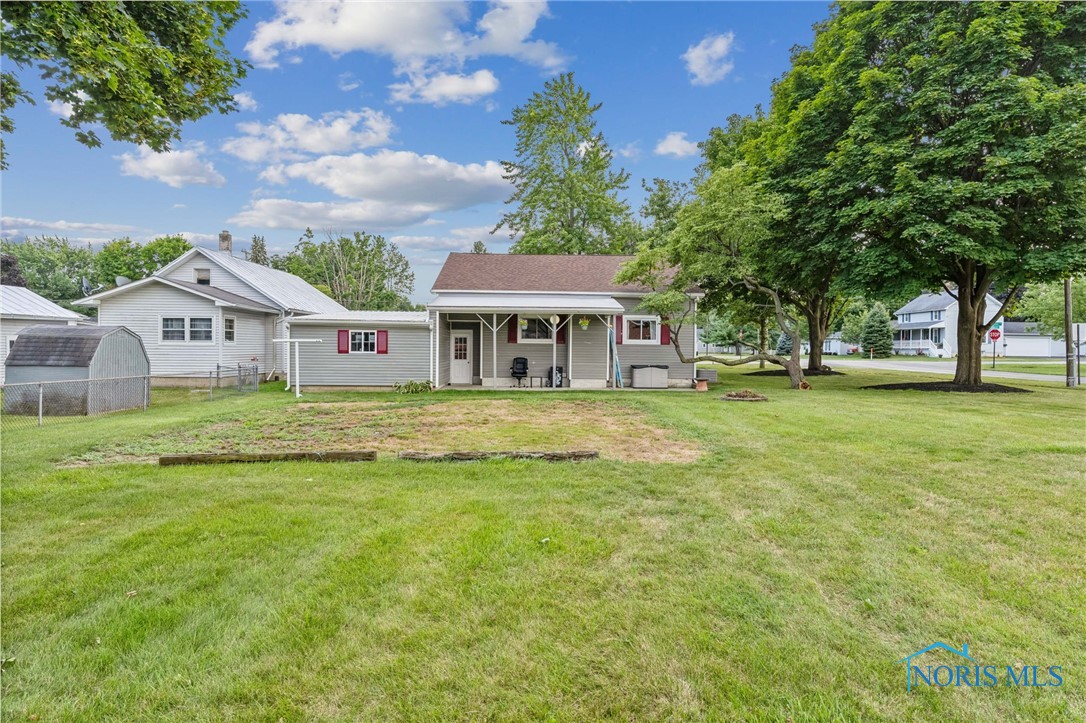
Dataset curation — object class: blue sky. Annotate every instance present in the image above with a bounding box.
[1,1,829,301]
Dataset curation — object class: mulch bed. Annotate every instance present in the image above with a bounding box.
[744,369,844,377]
[860,382,1032,394]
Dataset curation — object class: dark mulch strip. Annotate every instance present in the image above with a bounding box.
[860,382,1032,394]
[744,369,845,377]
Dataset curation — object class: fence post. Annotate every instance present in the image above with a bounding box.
[208,371,213,401]
[144,376,150,411]
[38,383,43,426]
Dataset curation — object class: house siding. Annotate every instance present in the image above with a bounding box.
[163,255,280,310]
[0,319,73,383]
[615,297,696,383]
[290,323,432,386]
[96,283,272,376]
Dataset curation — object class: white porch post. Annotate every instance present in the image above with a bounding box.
[435,310,441,388]
[492,313,497,386]
[568,315,573,384]
[610,314,616,389]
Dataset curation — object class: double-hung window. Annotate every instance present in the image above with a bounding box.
[189,318,213,342]
[350,330,376,353]
[224,316,236,343]
[625,316,659,344]
[519,317,552,342]
[162,317,186,341]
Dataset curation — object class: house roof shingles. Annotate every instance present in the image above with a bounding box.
[5,325,122,367]
[432,253,668,294]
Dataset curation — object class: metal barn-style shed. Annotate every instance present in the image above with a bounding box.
[3,325,150,416]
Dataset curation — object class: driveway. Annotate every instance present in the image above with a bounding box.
[826,358,1066,383]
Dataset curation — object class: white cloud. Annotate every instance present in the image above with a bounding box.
[682,32,737,86]
[117,142,226,188]
[0,216,146,236]
[232,150,509,230]
[47,91,89,120]
[234,92,259,111]
[221,108,394,163]
[173,231,219,244]
[246,1,566,106]
[654,132,699,158]
[172,203,187,210]
[390,225,496,252]
[260,149,508,206]
[617,141,642,161]
[389,69,500,105]
[337,72,361,92]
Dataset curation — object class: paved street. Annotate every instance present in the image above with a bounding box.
[826,357,1070,383]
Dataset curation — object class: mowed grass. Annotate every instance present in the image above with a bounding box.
[1,368,1084,721]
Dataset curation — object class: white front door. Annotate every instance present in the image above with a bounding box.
[450,330,473,384]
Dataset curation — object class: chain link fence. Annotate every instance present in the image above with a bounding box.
[1,364,262,432]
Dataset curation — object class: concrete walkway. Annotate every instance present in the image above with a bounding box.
[827,358,1066,383]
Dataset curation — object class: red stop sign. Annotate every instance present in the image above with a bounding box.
[989,329,1001,341]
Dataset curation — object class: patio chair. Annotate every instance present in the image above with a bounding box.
[510,357,528,387]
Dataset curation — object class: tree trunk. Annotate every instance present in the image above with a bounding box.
[758,317,767,369]
[804,300,826,371]
[952,274,986,385]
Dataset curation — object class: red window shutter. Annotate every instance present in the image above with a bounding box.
[507,314,518,344]
[615,315,623,344]
[556,316,566,344]
[376,329,388,354]
[660,323,671,346]
[337,329,349,354]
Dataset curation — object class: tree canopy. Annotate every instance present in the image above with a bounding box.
[273,229,416,311]
[1017,280,1086,340]
[0,1,249,168]
[494,73,633,254]
[94,235,191,288]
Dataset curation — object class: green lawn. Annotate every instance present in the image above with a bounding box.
[2,368,1084,721]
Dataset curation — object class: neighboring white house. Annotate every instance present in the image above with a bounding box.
[893,291,1002,357]
[74,233,346,377]
[1002,321,1086,358]
[0,285,85,383]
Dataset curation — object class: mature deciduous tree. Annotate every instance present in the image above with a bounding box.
[94,235,191,287]
[495,73,633,254]
[1017,280,1086,340]
[0,1,249,168]
[276,229,415,310]
[1,253,27,287]
[810,2,1086,385]
[617,164,810,389]
[0,236,93,308]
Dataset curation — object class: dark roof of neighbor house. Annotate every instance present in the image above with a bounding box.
[432,253,694,294]
[5,325,131,367]
[1004,321,1041,335]
[895,291,957,315]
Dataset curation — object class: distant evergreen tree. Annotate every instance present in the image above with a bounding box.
[775,331,793,356]
[861,302,894,358]
[249,235,269,265]
[471,240,487,254]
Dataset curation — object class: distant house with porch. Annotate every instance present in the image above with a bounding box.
[289,254,701,389]
[893,290,1002,357]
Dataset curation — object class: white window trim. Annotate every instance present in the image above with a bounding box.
[624,315,660,345]
[193,267,212,285]
[518,315,554,344]
[224,315,237,344]
[349,329,377,354]
[160,315,216,344]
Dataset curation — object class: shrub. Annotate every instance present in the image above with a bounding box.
[393,380,433,394]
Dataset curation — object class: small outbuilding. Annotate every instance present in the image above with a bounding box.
[3,325,150,416]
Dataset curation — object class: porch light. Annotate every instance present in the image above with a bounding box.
[549,314,560,325]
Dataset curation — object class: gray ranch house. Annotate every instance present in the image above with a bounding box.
[288,253,701,389]
[73,233,346,378]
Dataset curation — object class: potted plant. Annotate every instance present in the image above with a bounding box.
[579,316,590,331]
[519,318,528,329]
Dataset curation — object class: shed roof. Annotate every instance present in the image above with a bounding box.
[1,285,84,321]
[432,253,696,295]
[5,325,133,367]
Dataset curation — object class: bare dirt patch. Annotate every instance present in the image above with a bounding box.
[62,399,703,466]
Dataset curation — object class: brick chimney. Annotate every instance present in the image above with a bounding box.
[218,230,233,255]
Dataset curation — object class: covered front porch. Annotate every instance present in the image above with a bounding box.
[430,293,625,389]
[893,322,945,356]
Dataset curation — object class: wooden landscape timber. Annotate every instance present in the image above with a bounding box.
[159,451,377,466]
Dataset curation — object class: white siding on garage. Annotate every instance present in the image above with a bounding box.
[290,323,432,386]
[0,318,73,383]
[163,255,280,310]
